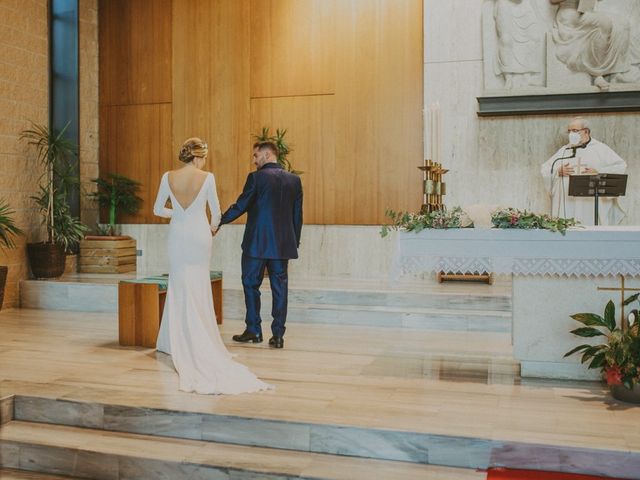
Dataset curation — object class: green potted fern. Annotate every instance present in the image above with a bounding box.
[21,122,88,278]
[0,199,24,309]
[80,173,142,273]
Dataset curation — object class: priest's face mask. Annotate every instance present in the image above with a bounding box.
[567,121,590,146]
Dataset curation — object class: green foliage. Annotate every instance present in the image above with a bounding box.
[20,122,88,250]
[254,127,303,175]
[491,207,580,235]
[565,298,640,390]
[89,173,143,235]
[0,199,23,250]
[32,181,87,252]
[380,207,473,238]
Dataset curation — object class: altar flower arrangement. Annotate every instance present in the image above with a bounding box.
[565,293,640,402]
[491,207,579,235]
[380,207,473,238]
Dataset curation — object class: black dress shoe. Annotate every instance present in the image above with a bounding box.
[232,331,263,343]
[268,336,284,349]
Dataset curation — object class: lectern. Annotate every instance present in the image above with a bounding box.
[568,174,627,225]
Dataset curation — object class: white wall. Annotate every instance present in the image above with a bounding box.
[424,0,640,223]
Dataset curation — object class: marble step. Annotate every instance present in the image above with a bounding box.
[224,298,511,332]
[0,420,483,480]
[0,469,80,479]
[20,279,511,329]
[9,395,640,479]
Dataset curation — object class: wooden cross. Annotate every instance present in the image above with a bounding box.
[597,275,640,331]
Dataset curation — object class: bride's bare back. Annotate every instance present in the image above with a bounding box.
[167,167,210,211]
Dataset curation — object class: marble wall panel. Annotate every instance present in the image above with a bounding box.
[121,225,401,284]
[424,0,484,63]
[423,0,640,225]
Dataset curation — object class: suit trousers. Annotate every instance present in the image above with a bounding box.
[241,253,289,337]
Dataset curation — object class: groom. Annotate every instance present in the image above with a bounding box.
[219,141,303,349]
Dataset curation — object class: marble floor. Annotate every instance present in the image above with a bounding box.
[0,308,638,454]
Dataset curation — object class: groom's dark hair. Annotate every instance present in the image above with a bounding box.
[253,141,279,159]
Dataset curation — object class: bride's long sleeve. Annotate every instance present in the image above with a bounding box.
[207,173,222,229]
[153,172,173,218]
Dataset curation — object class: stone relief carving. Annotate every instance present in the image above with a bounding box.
[482,0,640,94]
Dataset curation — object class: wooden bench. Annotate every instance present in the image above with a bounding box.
[118,271,223,348]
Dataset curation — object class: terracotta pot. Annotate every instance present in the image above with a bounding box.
[27,242,66,279]
[0,265,7,310]
[610,384,640,404]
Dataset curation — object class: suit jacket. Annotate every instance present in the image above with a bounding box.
[220,163,303,259]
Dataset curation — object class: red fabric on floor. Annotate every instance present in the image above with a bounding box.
[487,468,624,480]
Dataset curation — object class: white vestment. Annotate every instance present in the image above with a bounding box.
[540,138,627,225]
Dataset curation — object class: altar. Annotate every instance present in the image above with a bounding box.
[395,227,640,380]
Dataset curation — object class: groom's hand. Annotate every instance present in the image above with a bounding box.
[211,226,220,237]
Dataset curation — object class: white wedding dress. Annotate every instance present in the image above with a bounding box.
[153,171,271,394]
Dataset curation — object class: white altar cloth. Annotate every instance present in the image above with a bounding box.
[396,227,640,278]
[394,226,640,380]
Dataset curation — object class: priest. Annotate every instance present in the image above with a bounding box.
[540,117,627,225]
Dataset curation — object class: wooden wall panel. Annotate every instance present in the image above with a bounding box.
[99,104,173,223]
[333,0,423,224]
[250,0,336,98]
[99,0,423,225]
[172,0,251,215]
[99,0,172,105]
[251,96,336,224]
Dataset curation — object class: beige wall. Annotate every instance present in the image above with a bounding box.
[0,0,49,307]
[79,0,100,229]
[0,0,100,307]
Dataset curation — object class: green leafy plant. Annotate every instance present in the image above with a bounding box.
[491,207,579,235]
[32,182,87,252]
[565,294,640,390]
[20,122,88,251]
[254,127,303,175]
[89,173,143,236]
[380,207,473,237]
[0,199,23,250]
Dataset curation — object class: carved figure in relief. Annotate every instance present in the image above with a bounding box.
[550,0,633,90]
[493,0,545,88]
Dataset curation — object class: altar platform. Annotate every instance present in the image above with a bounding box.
[1,308,639,479]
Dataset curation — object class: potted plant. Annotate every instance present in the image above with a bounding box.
[565,294,640,404]
[21,123,88,278]
[80,173,142,273]
[89,173,142,236]
[254,127,303,174]
[0,199,24,309]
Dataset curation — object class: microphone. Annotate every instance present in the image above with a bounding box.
[550,147,577,175]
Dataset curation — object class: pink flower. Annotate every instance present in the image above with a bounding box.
[605,365,623,386]
[510,214,518,225]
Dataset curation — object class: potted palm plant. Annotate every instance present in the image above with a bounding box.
[565,293,640,404]
[0,199,24,309]
[21,123,88,278]
[80,173,142,273]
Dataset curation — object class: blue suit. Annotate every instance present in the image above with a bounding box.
[220,163,303,337]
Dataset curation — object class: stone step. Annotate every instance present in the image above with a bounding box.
[8,395,640,479]
[20,279,511,333]
[0,421,483,480]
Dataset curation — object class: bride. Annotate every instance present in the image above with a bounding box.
[152,137,271,395]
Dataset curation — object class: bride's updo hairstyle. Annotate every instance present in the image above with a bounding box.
[178,137,208,163]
